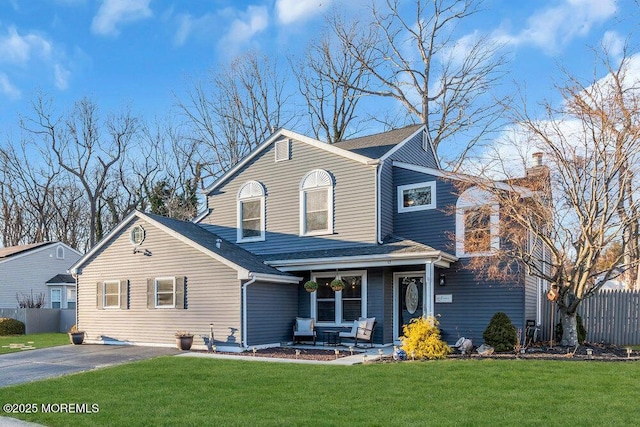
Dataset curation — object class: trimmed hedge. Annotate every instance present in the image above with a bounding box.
[0,317,26,335]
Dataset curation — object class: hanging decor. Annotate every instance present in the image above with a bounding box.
[330,278,345,292]
[304,280,318,293]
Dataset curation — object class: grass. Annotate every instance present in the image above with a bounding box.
[1,357,639,426]
[0,333,69,354]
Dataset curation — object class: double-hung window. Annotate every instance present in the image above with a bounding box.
[155,277,176,308]
[311,271,366,325]
[66,287,76,310]
[103,280,121,308]
[237,181,266,243]
[147,277,186,309]
[300,169,334,236]
[456,186,499,257]
[50,288,61,309]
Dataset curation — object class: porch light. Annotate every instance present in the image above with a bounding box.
[439,274,446,286]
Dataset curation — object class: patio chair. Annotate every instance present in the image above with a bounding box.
[339,317,376,347]
[293,317,316,345]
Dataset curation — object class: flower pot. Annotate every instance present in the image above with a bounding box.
[304,280,318,293]
[69,331,85,345]
[176,335,194,351]
[330,278,345,292]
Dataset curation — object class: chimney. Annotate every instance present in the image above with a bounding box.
[532,152,543,167]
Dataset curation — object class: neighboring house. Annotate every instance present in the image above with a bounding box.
[0,242,82,309]
[71,124,547,351]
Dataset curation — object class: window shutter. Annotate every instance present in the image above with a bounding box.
[97,282,103,310]
[120,279,129,309]
[147,278,155,309]
[176,276,186,309]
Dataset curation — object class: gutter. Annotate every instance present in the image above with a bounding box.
[377,160,384,244]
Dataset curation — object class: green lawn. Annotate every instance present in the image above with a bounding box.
[0,333,69,354]
[1,357,639,426]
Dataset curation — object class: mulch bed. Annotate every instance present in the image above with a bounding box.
[193,343,638,362]
[197,347,361,361]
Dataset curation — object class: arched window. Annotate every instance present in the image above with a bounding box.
[56,246,65,260]
[455,186,499,257]
[237,181,266,242]
[299,169,334,236]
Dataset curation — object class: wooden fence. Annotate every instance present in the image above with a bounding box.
[540,290,640,345]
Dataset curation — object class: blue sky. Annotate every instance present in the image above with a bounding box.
[0,0,636,141]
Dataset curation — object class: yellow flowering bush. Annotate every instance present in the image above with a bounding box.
[400,316,451,360]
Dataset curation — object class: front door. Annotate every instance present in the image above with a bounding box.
[395,274,424,340]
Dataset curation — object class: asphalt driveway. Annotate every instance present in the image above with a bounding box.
[0,345,179,388]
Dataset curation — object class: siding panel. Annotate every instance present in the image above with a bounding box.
[77,218,243,349]
[201,137,378,254]
[246,281,298,345]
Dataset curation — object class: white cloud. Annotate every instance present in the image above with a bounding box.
[0,26,51,65]
[223,5,269,46]
[91,0,152,37]
[497,0,616,54]
[601,30,624,60]
[0,72,21,99]
[54,63,70,90]
[275,0,333,25]
[173,13,217,47]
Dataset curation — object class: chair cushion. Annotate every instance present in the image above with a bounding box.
[357,318,375,339]
[339,320,359,338]
[295,317,314,334]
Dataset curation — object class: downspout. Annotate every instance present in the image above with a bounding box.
[241,275,257,349]
[377,160,384,244]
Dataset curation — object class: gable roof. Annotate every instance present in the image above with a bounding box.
[70,210,299,283]
[0,242,53,259]
[333,124,424,159]
[202,125,433,196]
[263,235,457,271]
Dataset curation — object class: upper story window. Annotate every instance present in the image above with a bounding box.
[299,169,334,236]
[397,181,436,213]
[456,186,499,257]
[56,246,65,259]
[237,181,266,243]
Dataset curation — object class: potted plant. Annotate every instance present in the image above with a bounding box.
[68,325,85,345]
[175,331,194,351]
[330,278,345,292]
[304,280,318,293]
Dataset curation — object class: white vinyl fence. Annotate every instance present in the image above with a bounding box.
[540,290,640,345]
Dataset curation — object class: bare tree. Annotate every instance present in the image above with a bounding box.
[331,0,508,169]
[294,19,372,143]
[178,51,292,180]
[21,95,139,247]
[460,49,640,346]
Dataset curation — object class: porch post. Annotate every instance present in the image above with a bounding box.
[425,261,434,317]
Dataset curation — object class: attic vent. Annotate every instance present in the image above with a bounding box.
[275,139,290,162]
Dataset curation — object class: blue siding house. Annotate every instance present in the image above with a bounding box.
[72,124,545,350]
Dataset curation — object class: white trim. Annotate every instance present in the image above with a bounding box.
[129,225,145,246]
[310,270,367,327]
[154,276,176,309]
[103,280,121,309]
[393,161,534,196]
[0,242,82,266]
[455,186,500,257]
[191,208,212,223]
[249,273,302,284]
[376,161,383,244]
[70,211,252,279]
[397,181,436,213]
[393,271,426,341]
[237,181,266,243]
[267,251,457,271]
[424,261,434,318]
[299,169,334,236]
[378,125,426,161]
[203,128,374,195]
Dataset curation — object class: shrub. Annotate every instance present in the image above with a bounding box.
[483,312,517,352]
[555,313,587,344]
[400,316,451,360]
[0,317,25,335]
